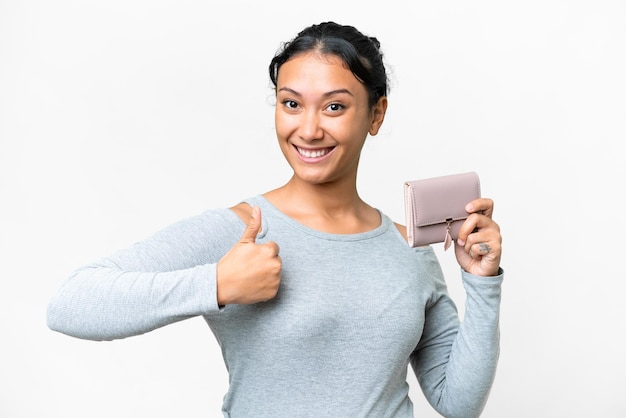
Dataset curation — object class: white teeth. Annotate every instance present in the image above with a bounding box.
[297,147,331,158]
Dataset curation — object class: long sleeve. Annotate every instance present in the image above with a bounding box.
[47,195,504,416]
[47,208,244,341]
[411,268,503,418]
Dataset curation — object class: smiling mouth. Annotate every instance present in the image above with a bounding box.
[295,146,335,158]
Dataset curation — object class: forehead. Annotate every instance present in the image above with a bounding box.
[276,52,365,93]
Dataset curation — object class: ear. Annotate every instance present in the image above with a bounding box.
[368,96,388,136]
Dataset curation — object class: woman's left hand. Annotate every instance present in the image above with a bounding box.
[455,198,502,277]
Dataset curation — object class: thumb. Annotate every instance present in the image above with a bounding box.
[240,206,262,243]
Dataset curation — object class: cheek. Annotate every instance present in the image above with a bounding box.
[274,111,296,140]
[325,117,369,144]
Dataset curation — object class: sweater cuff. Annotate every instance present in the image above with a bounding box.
[460,267,503,310]
[461,267,504,281]
[204,263,222,313]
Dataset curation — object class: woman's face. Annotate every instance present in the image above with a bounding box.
[274,52,386,186]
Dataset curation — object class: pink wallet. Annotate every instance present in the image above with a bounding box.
[404,172,481,250]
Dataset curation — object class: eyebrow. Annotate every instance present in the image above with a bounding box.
[277,87,354,98]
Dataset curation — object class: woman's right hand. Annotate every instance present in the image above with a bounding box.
[216,206,282,306]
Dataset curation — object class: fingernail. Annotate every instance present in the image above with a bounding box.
[457,238,465,246]
[465,203,474,212]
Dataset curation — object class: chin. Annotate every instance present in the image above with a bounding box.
[291,170,334,185]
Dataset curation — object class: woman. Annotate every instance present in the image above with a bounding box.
[48,21,504,417]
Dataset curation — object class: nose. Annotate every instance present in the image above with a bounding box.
[298,109,323,142]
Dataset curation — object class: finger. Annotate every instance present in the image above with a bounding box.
[469,241,492,258]
[265,241,280,257]
[457,212,499,245]
[240,206,262,244]
[465,198,494,218]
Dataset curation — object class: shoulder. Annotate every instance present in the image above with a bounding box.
[229,202,253,224]
[161,206,244,241]
[394,222,407,241]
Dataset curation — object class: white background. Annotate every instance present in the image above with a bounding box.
[1,1,625,417]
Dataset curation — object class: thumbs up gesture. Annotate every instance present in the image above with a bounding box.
[216,206,282,306]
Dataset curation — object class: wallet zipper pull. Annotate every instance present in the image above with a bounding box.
[444,219,453,251]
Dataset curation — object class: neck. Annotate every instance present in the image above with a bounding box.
[277,174,361,208]
[264,175,380,234]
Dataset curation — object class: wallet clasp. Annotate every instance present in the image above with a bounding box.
[444,218,453,250]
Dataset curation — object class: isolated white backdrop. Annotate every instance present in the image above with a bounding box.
[1,1,625,417]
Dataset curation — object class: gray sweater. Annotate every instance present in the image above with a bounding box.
[47,195,503,418]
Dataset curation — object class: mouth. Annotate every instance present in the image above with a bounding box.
[295,146,335,159]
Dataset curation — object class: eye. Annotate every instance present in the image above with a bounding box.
[282,100,299,110]
[326,103,345,112]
